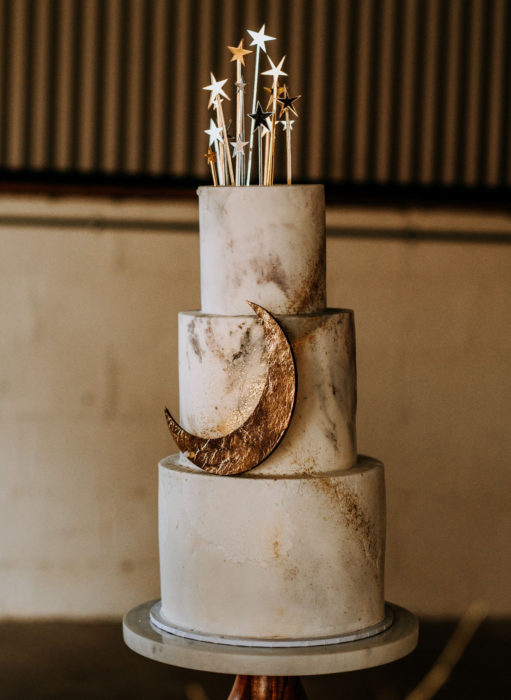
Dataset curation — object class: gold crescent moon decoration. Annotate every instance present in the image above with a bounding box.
[164,301,296,476]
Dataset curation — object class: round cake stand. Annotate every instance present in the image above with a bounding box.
[123,600,418,699]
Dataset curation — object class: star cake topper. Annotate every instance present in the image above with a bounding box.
[228,39,252,67]
[202,28,300,186]
[203,72,230,108]
[205,118,223,145]
[277,90,301,117]
[248,101,272,131]
[261,55,287,82]
[247,25,276,53]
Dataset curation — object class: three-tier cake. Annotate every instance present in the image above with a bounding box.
[151,185,390,646]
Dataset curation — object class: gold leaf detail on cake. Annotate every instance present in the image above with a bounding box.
[164,302,296,475]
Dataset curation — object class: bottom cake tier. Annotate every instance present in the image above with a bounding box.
[156,455,386,644]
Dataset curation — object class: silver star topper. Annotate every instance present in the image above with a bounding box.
[247,25,276,53]
[205,118,223,145]
[261,55,287,82]
[231,136,249,155]
[203,72,230,108]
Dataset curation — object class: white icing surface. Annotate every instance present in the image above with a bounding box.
[178,309,357,474]
[198,185,326,315]
[158,455,385,640]
[157,185,388,643]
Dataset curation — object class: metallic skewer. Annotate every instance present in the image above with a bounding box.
[258,127,263,185]
[228,39,252,186]
[246,25,275,186]
[204,147,218,186]
[204,118,224,185]
[277,88,300,186]
[285,112,291,184]
[216,95,235,185]
[248,102,272,187]
[261,56,286,185]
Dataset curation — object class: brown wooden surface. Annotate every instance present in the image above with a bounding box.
[227,675,308,700]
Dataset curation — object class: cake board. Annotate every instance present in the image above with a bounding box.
[123,600,418,699]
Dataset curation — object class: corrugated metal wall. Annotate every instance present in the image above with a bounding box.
[0,0,509,187]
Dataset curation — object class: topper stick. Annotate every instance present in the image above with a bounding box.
[270,92,278,185]
[277,88,300,186]
[217,139,225,185]
[204,147,219,186]
[261,56,286,185]
[266,80,280,186]
[203,74,231,184]
[212,163,218,186]
[248,103,271,186]
[264,127,270,185]
[213,140,221,184]
[246,26,275,186]
[205,117,224,185]
[239,76,246,185]
[236,61,242,186]
[285,111,291,184]
[228,39,252,186]
[246,45,260,186]
[216,95,235,185]
[258,127,263,185]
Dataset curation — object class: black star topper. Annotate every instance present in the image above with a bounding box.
[277,92,301,117]
[248,101,272,130]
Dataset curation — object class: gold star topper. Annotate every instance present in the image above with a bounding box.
[227,39,252,67]
[204,147,217,164]
[263,84,286,110]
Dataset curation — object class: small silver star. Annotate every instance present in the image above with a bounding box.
[235,79,247,93]
[231,136,248,155]
[203,72,230,108]
[205,118,223,145]
[280,119,295,131]
[212,97,224,112]
[247,25,276,53]
[261,55,287,82]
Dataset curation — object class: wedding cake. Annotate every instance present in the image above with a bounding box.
[150,185,390,646]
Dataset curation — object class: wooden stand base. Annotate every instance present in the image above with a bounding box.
[227,675,308,700]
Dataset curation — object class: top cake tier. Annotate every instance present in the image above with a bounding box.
[198,185,326,315]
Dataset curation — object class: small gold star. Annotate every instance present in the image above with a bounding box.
[204,147,217,164]
[227,39,252,67]
[263,84,286,109]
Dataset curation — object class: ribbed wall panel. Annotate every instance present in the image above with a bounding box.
[0,0,509,187]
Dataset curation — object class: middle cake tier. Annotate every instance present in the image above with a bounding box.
[178,308,357,475]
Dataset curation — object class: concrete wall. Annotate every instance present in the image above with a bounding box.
[1,196,510,619]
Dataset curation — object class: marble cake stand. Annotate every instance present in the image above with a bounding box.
[123,600,418,699]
